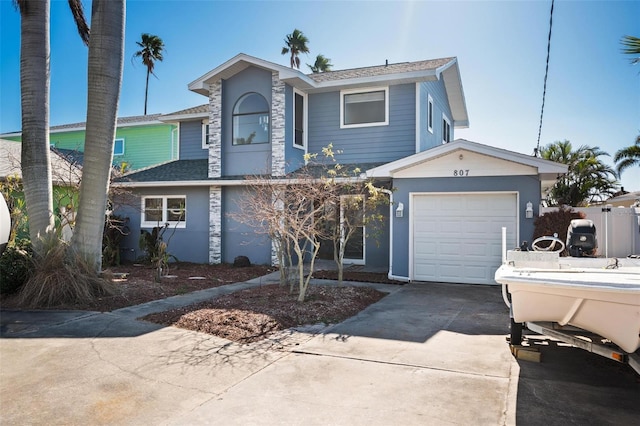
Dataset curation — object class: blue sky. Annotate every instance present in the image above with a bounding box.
[1,0,638,190]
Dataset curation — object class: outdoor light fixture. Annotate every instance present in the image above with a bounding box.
[396,202,404,218]
[525,201,534,219]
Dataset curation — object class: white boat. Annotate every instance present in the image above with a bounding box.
[495,250,640,354]
[0,192,10,256]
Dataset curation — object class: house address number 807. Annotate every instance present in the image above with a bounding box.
[453,169,469,176]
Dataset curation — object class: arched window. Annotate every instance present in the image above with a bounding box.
[232,92,269,145]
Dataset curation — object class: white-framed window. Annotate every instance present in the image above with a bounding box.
[293,89,307,150]
[113,138,125,156]
[232,92,270,145]
[427,95,434,134]
[340,87,389,129]
[442,114,451,144]
[201,122,210,149]
[141,195,187,228]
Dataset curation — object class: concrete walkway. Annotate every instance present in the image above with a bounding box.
[1,276,638,425]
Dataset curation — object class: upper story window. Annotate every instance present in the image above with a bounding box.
[232,92,269,145]
[294,90,306,149]
[141,195,186,228]
[202,123,210,149]
[340,87,389,129]
[427,95,434,134]
[114,138,125,155]
[442,114,451,144]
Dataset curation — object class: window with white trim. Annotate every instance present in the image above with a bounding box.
[340,87,389,128]
[202,123,210,149]
[113,138,125,155]
[141,196,186,228]
[427,95,434,134]
[293,90,306,149]
[442,114,451,144]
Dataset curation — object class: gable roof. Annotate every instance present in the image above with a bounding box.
[188,53,469,128]
[366,138,567,192]
[307,57,453,83]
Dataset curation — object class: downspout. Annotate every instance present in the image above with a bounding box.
[381,188,410,282]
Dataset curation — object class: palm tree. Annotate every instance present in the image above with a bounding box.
[541,140,619,206]
[15,0,89,254]
[281,29,309,69]
[614,135,640,176]
[133,33,164,115]
[71,0,125,271]
[621,35,640,65]
[308,54,332,73]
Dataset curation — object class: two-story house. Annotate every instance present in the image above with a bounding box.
[114,53,566,285]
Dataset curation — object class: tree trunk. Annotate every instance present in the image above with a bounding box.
[71,0,125,271]
[144,68,149,115]
[19,0,55,252]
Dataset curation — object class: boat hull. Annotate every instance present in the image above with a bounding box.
[496,266,640,353]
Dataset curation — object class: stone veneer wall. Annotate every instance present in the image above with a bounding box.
[208,80,222,178]
[271,71,286,177]
[270,190,285,266]
[208,186,222,264]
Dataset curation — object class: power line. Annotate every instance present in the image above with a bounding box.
[534,0,554,157]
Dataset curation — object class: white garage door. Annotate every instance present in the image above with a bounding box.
[412,193,517,285]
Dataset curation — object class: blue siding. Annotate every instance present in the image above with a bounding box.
[284,84,305,173]
[222,66,272,176]
[222,186,271,264]
[179,120,207,160]
[307,84,416,164]
[418,79,453,152]
[115,187,210,264]
[365,201,390,268]
[389,176,540,278]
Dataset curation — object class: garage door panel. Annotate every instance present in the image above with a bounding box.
[439,242,462,256]
[412,193,517,285]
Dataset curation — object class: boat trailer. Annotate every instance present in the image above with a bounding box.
[513,321,640,375]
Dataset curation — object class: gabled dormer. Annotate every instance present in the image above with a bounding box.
[189,54,314,178]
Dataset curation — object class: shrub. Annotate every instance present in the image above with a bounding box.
[0,239,33,295]
[102,215,129,267]
[16,239,115,308]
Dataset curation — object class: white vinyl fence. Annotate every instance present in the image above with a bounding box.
[540,206,640,258]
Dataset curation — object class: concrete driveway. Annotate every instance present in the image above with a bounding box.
[1,280,638,425]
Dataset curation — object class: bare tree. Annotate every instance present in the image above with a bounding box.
[231,145,389,301]
[232,174,328,302]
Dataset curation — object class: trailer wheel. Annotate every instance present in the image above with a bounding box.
[510,318,523,345]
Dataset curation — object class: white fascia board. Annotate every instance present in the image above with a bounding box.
[188,53,314,95]
[159,112,209,123]
[366,139,568,178]
[437,59,469,128]
[453,119,470,129]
